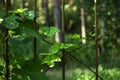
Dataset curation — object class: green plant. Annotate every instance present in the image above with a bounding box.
[68,65,120,80]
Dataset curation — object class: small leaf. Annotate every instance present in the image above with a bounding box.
[40,26,60,37]
[63,43,74,49]
[48,61,55,68]
[49,43,74,55]
[48,27,60,37]
[16,9,24,13]
[42,55,61,68]
[10,8,28,14]
[49,43,62,55]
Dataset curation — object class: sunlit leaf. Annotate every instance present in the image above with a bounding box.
[63,43,74,49]
[42,55,61,68]
[10,8,28,14]
[16,9,24,13]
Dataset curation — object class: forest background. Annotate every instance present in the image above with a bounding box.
[0,0,120,80]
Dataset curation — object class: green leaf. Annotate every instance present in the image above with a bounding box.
[49,43,74,55]
[27,11,34,20]
[42,55,61,68]
[71,34,80,39]
[39,26,60,37]
[48,27,60,37]
[49,43,62,55]
[3,15,19,30]
[10,8,28,14]
[63,43,74,49]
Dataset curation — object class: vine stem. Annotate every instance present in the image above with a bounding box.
[94,0,99,80]
[34,0,37,60]
[5,0,9,80]
[61,0,65,80]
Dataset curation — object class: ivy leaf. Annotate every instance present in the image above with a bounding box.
[3,15,19,30]
[42,55,61,68]
[39,26,60,37]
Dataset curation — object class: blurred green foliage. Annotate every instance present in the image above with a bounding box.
[0,0,120,80]
[68,65,120,80]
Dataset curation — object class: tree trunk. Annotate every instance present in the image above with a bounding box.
[80,0,86,44]
[8,0,11,8]
[28,0,33,10]
[100,4,105,53]
[0,0,5,6]
[53,0,62,42]
[45,0,49,27]
[42,0,50,26]
[21,0,25,8]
